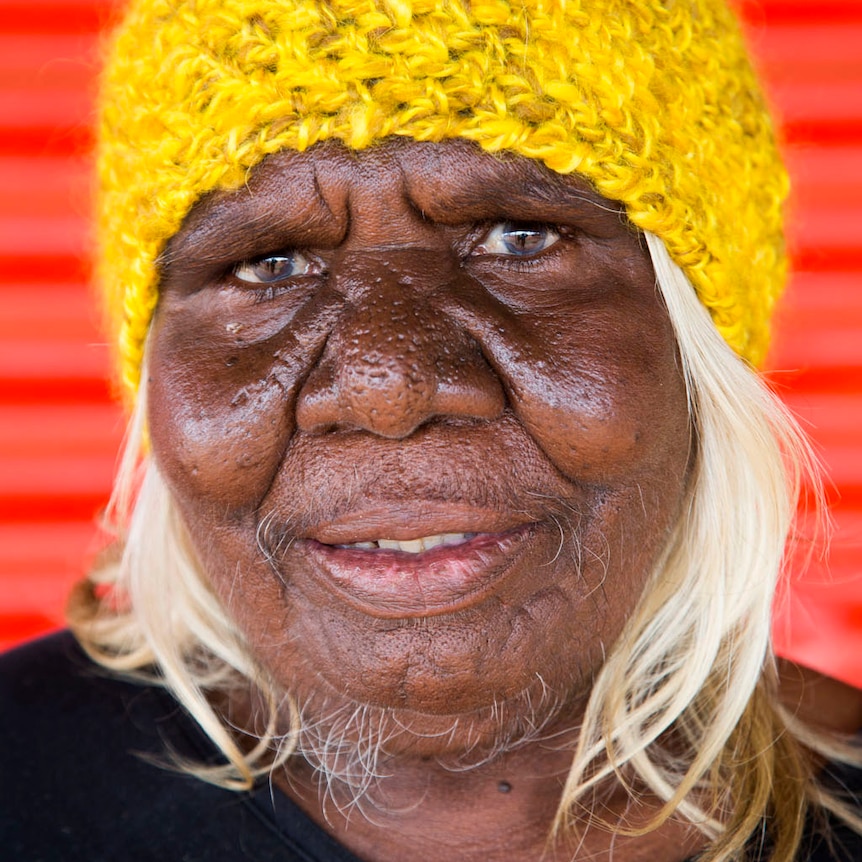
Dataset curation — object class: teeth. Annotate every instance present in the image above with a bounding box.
[379,538,420,552]
[337,533,476,553]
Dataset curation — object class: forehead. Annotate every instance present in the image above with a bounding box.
[170,138,631,252]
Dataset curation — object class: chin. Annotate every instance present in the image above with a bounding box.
[282,669,582,800]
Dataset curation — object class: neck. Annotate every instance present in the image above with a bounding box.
[274,721,705,862]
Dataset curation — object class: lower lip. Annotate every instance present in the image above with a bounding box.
[297,526,537,618]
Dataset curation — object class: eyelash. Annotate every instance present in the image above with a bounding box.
[474,222,560,255]
[466,222,571,270]
[248,283,289,303]
[226,250,321,302]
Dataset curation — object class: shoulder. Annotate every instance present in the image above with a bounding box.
[0,632,289,861]
[801,755,862,862]
[0,630,177,771]
[1,628,147,715]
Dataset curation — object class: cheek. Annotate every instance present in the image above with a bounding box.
[476,305,691,485]
[523,357,688,484]
[148,347,288,513]
[146,292,332,513]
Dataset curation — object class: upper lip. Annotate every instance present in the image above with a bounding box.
[303,504,537,546]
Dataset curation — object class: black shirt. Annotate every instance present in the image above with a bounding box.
[1,632,860,861]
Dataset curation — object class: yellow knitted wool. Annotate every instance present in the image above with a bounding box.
[96,0,788,395]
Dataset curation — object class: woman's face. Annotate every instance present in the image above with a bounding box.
[147,139,691,753]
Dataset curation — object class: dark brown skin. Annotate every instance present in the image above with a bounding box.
[147,139,698,860]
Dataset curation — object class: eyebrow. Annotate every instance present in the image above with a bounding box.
[161,197,305,272]
[158,168,346,283]
[405,162,628,231]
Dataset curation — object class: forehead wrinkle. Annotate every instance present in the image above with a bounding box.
[312,157,343,234]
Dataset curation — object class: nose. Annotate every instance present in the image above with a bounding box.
[295,252,506,438]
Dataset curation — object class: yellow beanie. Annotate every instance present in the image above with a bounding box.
[96,0,788,396]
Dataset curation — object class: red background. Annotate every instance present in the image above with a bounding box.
[1,0,861,685]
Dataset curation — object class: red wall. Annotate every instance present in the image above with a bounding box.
[1,0,861,685]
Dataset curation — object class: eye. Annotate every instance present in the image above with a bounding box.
[473,222,560,257]
[232,251,313,284]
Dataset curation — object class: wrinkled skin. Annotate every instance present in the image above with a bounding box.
[148,139,696,860]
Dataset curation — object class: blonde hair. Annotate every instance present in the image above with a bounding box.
[69,233,858,859]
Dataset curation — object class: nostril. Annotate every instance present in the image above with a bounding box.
[434,360,506,422]
[294,281,506,436]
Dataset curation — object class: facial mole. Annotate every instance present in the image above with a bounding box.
[497,781,512,794]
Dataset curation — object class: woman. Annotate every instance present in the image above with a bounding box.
[1,0,860,858]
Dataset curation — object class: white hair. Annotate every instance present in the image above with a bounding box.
[70,233,857,859]
[556,234,816,835]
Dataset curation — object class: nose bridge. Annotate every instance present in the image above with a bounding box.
[341,252,435,434]
[294,251,505,438]
[338,247,451,300]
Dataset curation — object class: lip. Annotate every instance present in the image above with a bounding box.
[296,523,538,619]
[306,505,534,545]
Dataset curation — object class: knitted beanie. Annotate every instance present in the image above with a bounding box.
[96,0,788,396]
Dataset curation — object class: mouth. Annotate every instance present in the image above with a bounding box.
[289,517,541,619]
[333,532,478,552]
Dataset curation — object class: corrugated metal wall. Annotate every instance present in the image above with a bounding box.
[1,0,124,651]
[1,0,861,685]
[742,1,862,686]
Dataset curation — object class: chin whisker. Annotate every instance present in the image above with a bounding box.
[273,670,571,815]
[256,510,295,586]
[544,512,566,565]
[523,491,587,572]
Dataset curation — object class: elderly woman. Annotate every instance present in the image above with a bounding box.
[1,0,861,859]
